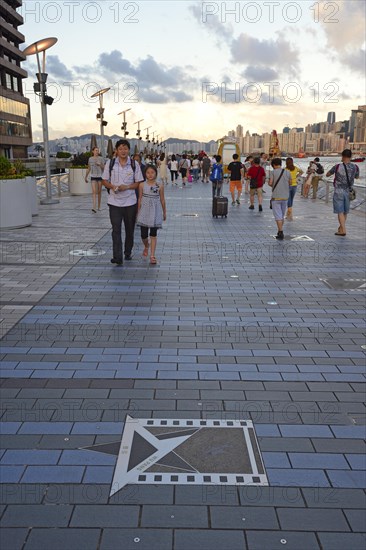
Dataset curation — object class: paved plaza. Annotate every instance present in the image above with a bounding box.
[0,180,365,549]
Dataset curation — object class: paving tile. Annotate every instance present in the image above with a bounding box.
[59,450,116,466]
[2,504,73,527]
[0,465,25,482]
[239,486,305,507]
[83,466,114,484]
[70,505,139,527]
[0,528,29,550]
[21,466,85,483]
[175,530,246,550]
[100,529,172,550]
[279,425,334,438]
[24,529,101,550]
[302,488,366,509]
[109,485,174,505]
[1,450,61,465]
[210,505,278,529]
[317,532,366,549]
[345,454,366,470]
[327,470,366,489]
[277,508,350,531]
[141,505,208,528]
[288,452,349,469]
[267,469,330,487]
[175,485,239,506]
[246,531,320,550]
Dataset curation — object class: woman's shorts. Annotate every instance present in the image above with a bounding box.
[91,177,102,181]
[180,168,187,178]
[333,188,350,214]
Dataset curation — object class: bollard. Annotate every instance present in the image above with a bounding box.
[56,174,62,197]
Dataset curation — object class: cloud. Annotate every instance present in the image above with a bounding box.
[231,34,299,74]
[46,55,74,80]
[242,66,279,82]
[98,50,136,77]
[189,3,233,44]
[317,0,366,74]
[340,49,366,75]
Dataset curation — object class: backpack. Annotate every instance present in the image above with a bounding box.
[107,157,136,195]
[210,163,223,182]
[316,162,324,175]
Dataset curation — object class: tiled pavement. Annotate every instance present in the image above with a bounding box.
[1,180,365,549]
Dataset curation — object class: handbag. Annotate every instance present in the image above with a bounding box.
[250,167,261,189]
[188,172,193,183]
[343,163,356,201]
[270,169,285,209]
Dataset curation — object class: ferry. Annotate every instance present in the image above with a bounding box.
[353,157,365,163]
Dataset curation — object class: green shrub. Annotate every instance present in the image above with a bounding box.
[71,152,91,167]
[0,156,12,177]
[56,151,72,158]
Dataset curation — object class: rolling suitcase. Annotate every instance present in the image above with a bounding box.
[212,196,228,218]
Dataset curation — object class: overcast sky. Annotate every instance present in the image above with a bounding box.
[21,0,365,142]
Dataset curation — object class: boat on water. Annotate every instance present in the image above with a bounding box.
[353,157,365,163]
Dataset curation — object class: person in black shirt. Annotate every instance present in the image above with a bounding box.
[227,154,244,205]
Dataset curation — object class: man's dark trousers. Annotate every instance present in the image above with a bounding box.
[109,204,137,262]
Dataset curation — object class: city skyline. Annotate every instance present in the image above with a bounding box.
[20,0,365,143]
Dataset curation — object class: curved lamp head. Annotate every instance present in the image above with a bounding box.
[91,87,111,99]
[23,37,58,56]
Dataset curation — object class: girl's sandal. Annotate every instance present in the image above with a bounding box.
[150,256,157,265]
[142,247,149,257]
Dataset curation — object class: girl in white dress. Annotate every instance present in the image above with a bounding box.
[137,165,166,264]
[157,153,168,185]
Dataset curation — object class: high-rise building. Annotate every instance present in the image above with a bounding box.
[236,124,243,138]
[0,0,32,158]
[327,112,336,124]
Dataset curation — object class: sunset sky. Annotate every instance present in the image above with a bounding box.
[21,0,365,142]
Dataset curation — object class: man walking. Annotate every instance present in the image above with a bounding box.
[247,157,266,212]
[102,139,144,265]
[228,153,243,205]
[269,158,291,240]
[311,157,324,199]
[326,149,359,236]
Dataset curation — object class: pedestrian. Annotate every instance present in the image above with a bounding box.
[157,153,168,185]
[227,153,244,205]
[169,154,179,184]
[326,149,359,236]
[133,153,146,181]
[179,154,189,186]
[210,154,224,198]
[311,157,324,199]
[268,158,291,240]
[201,155,211,182]
[102,139,144,266]
[137,164,166,264]
[285,157,303,220]
[303,160,317,198]
[191,155,200,182]
[247,157,266,212]
[243,155,254,194]
[85,146,104,213]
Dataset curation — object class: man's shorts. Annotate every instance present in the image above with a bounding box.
[230,180,242,193]
[333,188,350,214]
[250,187,263,197]
[272,199,287,221]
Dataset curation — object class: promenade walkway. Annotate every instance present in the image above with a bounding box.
[1,180,365,550]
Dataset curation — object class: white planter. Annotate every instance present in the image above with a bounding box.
[26,176,39,216]
[69,168,92,195]
[0,178,32,229]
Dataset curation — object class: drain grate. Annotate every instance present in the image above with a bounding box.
[320,278,366,291]
[69,249,106,257]
[81,417,268,496]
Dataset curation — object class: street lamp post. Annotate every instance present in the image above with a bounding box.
[118,108,132,139]
[91,87,111,159]
[23,37,59,205]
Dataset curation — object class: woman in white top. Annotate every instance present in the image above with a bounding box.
[169,154,179,185]
[157,153,168,185]
[85,147,104,213]
[191,155,200,182]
